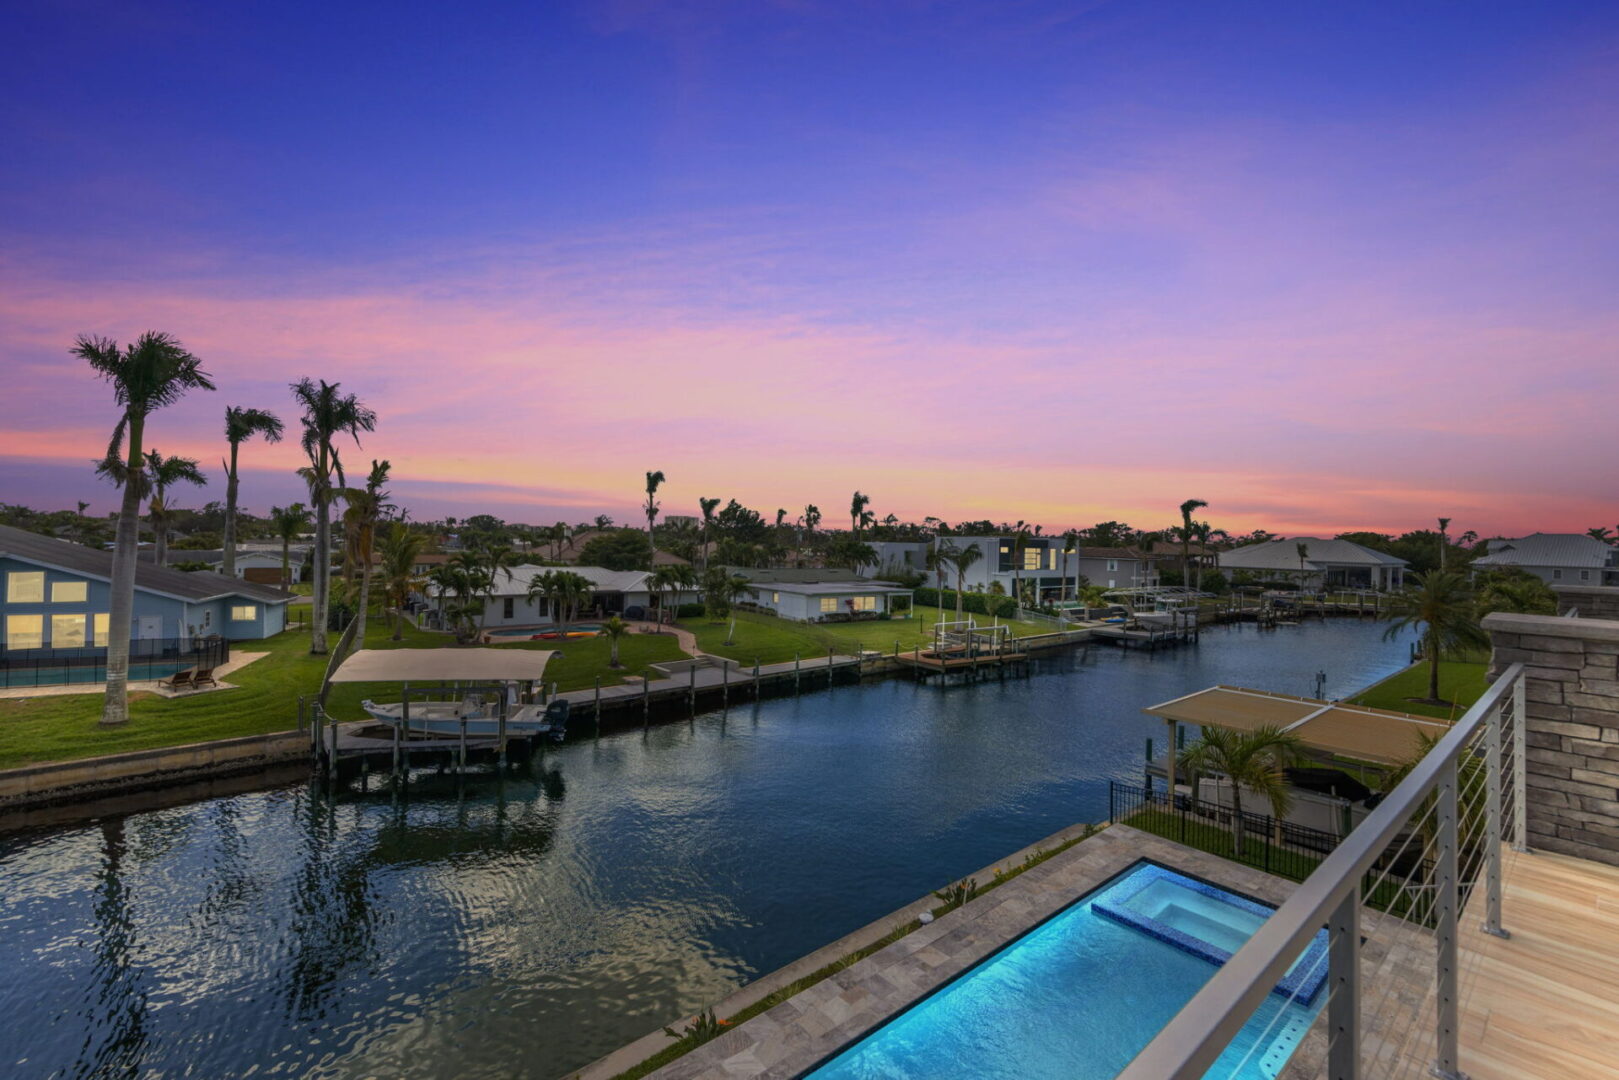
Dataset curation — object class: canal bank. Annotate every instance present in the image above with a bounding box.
[0,620,1414,1079]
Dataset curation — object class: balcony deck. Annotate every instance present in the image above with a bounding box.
[1393,847,1619,1079]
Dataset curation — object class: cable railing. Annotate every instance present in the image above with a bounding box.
[1119,662,1525,1080]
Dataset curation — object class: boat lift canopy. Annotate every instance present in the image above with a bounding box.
[1143,684,1452,767]
[330,648,556,683]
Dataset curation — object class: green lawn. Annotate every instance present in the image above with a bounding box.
[678,604,1059,666]
[1351,658,1489,720]
[0,618,689,770]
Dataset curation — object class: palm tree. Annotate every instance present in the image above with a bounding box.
[1381,570,1487,704]
[75,332,215,726]
[291,378,376,655]
[269,503,310,590]
[1179,498,1208,588]
[1438,516,1452,571]
[644,470,665,565]
[1588,526,1614,542]
[375,520,426,640]
[1062,529,1079,603]
[947,542,984,622]
[338,459,391,651]
[220,406,284,577]
[1009,520,1029,608]
[140,451,207,567]
[601,615,629,668]
[802,503,821,564]
[1296,541,1310,587]
[850,491,870,537]
[699,497,721,570]
[1176,725,1304,856]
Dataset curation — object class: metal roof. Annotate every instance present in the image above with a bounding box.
[329,648,555,683]
[1143,684,1452,767]
[0,524,291,605]
[752,580,913,596]
[1474,533,1616,570]
[1217,537,1407,572]
[438,564,653,598]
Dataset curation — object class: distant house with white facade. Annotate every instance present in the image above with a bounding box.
[1,525,291,654]
[427,565,659,628]
[865,537,1156,600]
[1473,533,1617,586]
[729,567,914,622]
[1218,537,1406,590]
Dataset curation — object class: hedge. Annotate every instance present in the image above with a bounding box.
[914,587,1016,619]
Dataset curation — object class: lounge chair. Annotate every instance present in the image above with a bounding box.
[159,668,196,691]
[192,668,219,690]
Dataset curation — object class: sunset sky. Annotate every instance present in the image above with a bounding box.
[2,1,1616,538]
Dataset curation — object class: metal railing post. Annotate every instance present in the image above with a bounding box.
[1512,672,1529,853]
[1433,758,1468,1080]
[1327,886,1361,1080]
[1482,700,1510,939]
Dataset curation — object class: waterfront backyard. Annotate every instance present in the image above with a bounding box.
[0,620,1415,1079]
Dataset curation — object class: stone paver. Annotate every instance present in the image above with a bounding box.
[0,650,268,701]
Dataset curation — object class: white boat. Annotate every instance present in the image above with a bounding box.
[361,697,567,738]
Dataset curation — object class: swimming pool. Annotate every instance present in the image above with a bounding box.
[806,862,1325,1080]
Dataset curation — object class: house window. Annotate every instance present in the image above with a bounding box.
[202,610,212,629]
[819,597,839,613]
[6,571,44,603]
[852,596,877,611]
[1107,560,1119,572]
[231,605,257,621]
[503,598,515,619]
[1581,570,1591,581]
[1553,569,1563,580]
[1022,549,1041,571]
[51,614,87,647]
[94,613,110,645]
[51,580,88,603]
[5,614,44,649]
[772,592,780,603]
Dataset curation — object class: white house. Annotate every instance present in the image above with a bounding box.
[428,565,659,627]
[1218,537,1406,590]
[1473,533,1617,586]
[866,537,1156,599]
[745,579,914,622]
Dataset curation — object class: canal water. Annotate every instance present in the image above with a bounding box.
[0,620,1412,1079]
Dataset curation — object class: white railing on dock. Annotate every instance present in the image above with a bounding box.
[1119,663,1526,1080]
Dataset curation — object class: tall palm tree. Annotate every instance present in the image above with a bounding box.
[1587,526,1614,542]
[291,378,376,655]
[1063,529,1079,602]
[129,450,207,567]
[802,503,821,565]
[699,497,721,571]
[949,542,984,622]
[220,406,283,577]
[644,470,665,566]
[1295,541,1310,587]
[375,520,425,640]
[1178,498,1208,588]
[850,491,870,537]
[1437,516,1452,570]
[75,332,215,726]
[338,459,391,651]
[269,503,310,590]
[1176,725,1304,856]
[1009,520,1029,608]
[1381,570,1487,704]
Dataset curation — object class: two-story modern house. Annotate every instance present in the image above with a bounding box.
[866,537,1157,600]
[1,524,292,655]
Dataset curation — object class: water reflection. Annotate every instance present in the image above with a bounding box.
[0,621,1412,1079]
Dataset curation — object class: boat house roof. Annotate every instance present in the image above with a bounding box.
[1143,684,1452,767]
[330,648,556,683]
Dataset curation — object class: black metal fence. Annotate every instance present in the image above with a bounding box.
[0,636,231,689]
[1109,779,1346,882]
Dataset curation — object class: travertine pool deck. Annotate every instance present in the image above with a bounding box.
[609,824,1330,1080]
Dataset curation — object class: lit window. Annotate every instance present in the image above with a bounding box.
[819,597,839,613]
[231,605,257,621]
[999,545,1010,555]
[51,580,88,603]
[51,614,87,647]
[1023,549,1041,570]
[772,592,780,603]
[6,571,44,603]
[852,596,877,611]
[94,613,110,645]
[5,614,44,649]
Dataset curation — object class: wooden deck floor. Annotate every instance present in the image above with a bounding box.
[1440,848,1619,1079]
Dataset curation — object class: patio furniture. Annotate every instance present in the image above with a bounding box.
[159,669,196,691]
[192,668,219,689]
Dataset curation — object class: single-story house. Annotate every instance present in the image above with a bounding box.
[1218,537,1406,591]
[746,578,914,622]
[1472,533,1618,586]
[1,524,291,652]
[425,565,659,627]
[369,550,457,578]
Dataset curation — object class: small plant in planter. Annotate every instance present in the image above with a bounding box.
[931,877,979,913]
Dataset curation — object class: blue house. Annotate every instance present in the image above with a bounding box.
[1,525,291,678]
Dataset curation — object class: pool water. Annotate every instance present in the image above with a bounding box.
[807,863,1325,1080]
